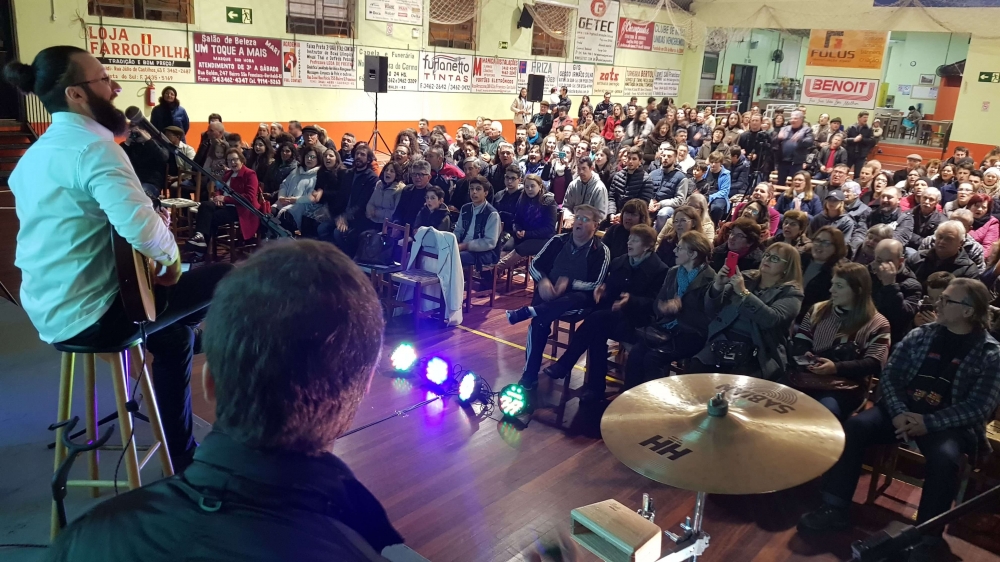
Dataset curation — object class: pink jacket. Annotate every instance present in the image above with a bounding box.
[971,215,1000,260]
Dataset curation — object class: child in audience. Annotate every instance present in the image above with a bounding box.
[413,185,452,234]
[914,271,954,326]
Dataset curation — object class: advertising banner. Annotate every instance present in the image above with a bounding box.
[806,30,888,70]
[574,0,619,64]
[282,41,356,89]
[624,67,655,97]
[193,32,281,85]
[617,18,653,50]
[800,75,880,109]
[653,69,681,96]
[652,23,686,55]
[418,52,473,93]
[355,47,419,91]
[593,65,625,97]
[558,63,595,95]
[472,57,519,93]
[516,60,559,92]
[366,0,423,25]
[86,24,193,83]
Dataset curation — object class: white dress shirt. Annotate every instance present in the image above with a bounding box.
[10,112,178,343]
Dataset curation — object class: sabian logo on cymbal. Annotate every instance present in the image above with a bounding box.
[715,383,797,414]
[638,435,692,461]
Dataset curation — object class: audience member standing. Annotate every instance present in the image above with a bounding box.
[149,86,190,141]
[775,110,814,186]
[845,111,875,180]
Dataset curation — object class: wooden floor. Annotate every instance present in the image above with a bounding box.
[189,287,1000,562]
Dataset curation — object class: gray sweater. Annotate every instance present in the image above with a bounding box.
[562,174,609,219]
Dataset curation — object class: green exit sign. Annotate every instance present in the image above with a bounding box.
[226,6,252,24]
[978,71,1000,83]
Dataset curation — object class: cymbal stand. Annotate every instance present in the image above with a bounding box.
[655,491,710,562]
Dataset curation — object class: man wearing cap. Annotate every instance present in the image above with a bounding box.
[866,186,914,246]
[163,125,196,187]
[842,180,870,255]
[808,189,855,243]
[301,125,321,150]
[530,101,554,138]
[893,153,922,185]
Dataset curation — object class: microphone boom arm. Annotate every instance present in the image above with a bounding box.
[125,106,292,239]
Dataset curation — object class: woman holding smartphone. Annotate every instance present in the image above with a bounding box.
[789,262,891,420]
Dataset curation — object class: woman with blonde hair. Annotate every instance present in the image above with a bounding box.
[655,205,702,267]
[789,262,891,420]
[775,171,822,217]
[689,242,804,380]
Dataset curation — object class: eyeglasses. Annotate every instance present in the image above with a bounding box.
[504,175,520,181]
[762,253,788,263]
[71,76,112,88]
[226,158,242,164]
[730,232,747,240]
[574,215,593,223]
[411,172,431,178]
[940,296,971,308]
[813,239,834,247]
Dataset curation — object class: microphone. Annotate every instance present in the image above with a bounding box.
[125,106,169,144]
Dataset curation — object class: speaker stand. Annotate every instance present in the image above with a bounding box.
[367,90,391,156]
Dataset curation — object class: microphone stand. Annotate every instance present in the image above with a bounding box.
[850,481,1000,561]
[125,107,292,239]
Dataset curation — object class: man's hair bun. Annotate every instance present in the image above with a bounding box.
[2,61,36,93]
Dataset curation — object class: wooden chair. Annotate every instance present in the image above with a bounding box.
[358,220,411,304]
[390,240,446,326]
[464,264,496,309]
[50,338,173,538]
[212,220,257,263]
[534,311,588,427]
[866,443,974,512]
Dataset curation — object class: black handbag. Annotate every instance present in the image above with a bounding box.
[710,340,758,372]
[786,341,865,393]
[636,325,674,348]
[354,230,394,266]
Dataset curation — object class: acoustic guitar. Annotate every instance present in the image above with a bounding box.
[110,226,157,324]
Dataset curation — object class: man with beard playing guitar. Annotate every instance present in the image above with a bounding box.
[3,46,232,472]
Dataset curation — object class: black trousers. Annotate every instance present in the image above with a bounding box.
[553,309,634,394]
[623,329,705,390]
[522,291,592,383]
[777,162,796,187]
[848,155,867,182]
[57,263,233,471]
[195,200,239,240]
[820,403,969,528]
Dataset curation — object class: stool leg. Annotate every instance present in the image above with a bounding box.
[83,354,100,497]
[50,353,75,539]
[110,350,141,490]
[130,346,174,477]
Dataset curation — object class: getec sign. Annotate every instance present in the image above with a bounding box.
[801,75,880,109]
[806,30,887,70]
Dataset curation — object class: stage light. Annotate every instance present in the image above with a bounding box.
[390,343,417,372]
[499,384,529,417]
[458,372,486,403]
[424,357,450,386]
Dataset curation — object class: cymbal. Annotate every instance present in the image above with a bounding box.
[601,373,845,495]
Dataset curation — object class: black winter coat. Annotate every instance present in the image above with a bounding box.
[601,253,669,327]
[609,168,654,215]
[512,191,557,241]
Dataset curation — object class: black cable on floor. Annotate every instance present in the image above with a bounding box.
[0,544,49,549]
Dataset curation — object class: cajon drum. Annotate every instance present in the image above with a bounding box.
[570,499,662,562]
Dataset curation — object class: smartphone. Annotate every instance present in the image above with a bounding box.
[557,151,566,159]
[918,300,935,313]
[725,251,739,276]
[793,355,814,367]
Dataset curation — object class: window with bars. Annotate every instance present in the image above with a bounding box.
[528,3,571,58]
[531,26,566,57]
[287,0,353,38]
[427,0,477,50]
[88,0,194,23]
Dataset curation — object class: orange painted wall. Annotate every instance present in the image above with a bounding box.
[934,76,962,122]
[197,119,518,152]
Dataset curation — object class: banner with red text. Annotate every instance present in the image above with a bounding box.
[86,24,193,83]
[418,52,473,93]
[593,65,625,97]
[624,67,655,97]
[282,41,356,89]
[516,60,559,92]
[652,24,686,55]
[574,0,619,64]
[472,57,519,93]
[800,75,879,109]
[193,33,282,86]
[617,19,653,50]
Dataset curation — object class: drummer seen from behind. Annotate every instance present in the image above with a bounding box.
[798,278,1000,562]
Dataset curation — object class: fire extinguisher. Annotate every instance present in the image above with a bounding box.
[145,78,157,107]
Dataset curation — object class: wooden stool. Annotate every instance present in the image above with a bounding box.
[866,443,972,513]
[50,335,174,538]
